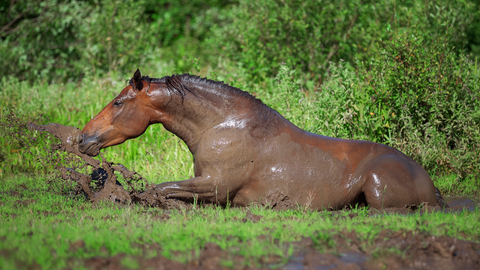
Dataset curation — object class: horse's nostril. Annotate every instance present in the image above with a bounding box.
[79,134,84,145]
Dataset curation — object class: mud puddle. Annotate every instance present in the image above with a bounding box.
[445,197,479,212]
[356,197,478,218]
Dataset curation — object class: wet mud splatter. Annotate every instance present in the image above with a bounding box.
[28,122,175,206]
[0,109,189,208]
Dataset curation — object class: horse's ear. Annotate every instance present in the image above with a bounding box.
[132,69,143,91]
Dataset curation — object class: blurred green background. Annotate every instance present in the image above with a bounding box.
[1,0,480,194]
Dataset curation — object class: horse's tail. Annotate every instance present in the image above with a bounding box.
[435,187,449,208]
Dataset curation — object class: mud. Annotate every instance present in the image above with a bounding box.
[32,122,199,208]
[29,123,150,203]
[28,122,194,208]
[360,196,479,217]
[446,197,478,212]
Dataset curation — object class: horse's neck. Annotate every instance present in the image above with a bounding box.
[159,92,234,151]
[158,83,278,152]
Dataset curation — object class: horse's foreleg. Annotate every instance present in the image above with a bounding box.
[153,176,229,205]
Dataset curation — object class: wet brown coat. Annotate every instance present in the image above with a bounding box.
[79,70,439,210]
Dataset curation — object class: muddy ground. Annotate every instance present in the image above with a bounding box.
[69,197,480,270]
[2,190,479,270]
[76,228,480,270]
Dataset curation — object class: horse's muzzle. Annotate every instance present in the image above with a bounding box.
[78,133,101,156]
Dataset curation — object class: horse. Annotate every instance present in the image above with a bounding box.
[78,69,447,210]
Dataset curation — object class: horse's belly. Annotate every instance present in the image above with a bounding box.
[250,142,360,209]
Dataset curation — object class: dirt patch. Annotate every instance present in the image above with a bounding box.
[244,210,263,223]
[82,242,270,270]
[69,240,86,253]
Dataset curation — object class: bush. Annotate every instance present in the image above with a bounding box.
[0,0,232,82]
[0,0,154,81]
[0,0,90,80]
[209,0,478,80]
[362,30,480,178]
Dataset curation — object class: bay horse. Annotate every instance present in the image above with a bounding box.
[79,69,447,210]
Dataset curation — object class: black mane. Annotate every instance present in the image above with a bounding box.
[129,73,262,105]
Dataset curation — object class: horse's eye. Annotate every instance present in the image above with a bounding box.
[113,100,122,106]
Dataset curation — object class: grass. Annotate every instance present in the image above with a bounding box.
[1,176,479,269]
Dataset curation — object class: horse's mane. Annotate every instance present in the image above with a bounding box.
[129,73,264,106]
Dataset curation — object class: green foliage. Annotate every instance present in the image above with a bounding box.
[364,30,480,178]
[0,0,89,80]
[145,0,233,46]
[0,0,232,81]
[209,0,478,79]
[79,0,153,77]
[2,0,480,81]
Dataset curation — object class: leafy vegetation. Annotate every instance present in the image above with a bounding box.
[209,0,480,79]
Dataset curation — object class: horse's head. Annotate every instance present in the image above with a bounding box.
[79,69,161,156]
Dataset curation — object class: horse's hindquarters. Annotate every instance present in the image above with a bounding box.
[361,154,437,209]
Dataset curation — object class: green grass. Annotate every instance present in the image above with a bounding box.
[1,176,479,269]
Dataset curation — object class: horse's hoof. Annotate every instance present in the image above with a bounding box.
[90,168,122,187]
